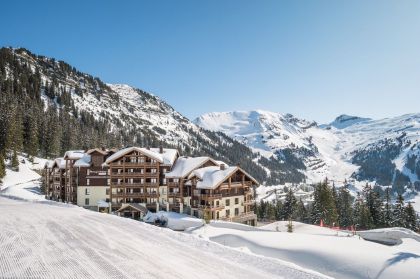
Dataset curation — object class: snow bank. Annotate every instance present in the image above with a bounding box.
[189,221,420,279]
[144,211,204,231]
[357,227,420,245]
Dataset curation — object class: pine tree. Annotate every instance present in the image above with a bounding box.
[392,194,405,227]
[11,149,19,171]
[353,192,372,229]
[383,187,392,227]
[282,188,297,220]
[337,185,353,227]
[294,198,308,223]
[310,182,338,226]
[404,202,418,231]
[0,153,6,180]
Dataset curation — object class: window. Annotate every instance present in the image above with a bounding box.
[226,209,230,217]
[174,178,179,183]
[235,208,239,216]
[107,179,110,185]
[162,178,166,185]
[151,168,157,173]
[87,169,90,175]
[225,199,230,206]
[163,168,167,173]
[85,198,89,205]
[151,178,157,183]
[235,198,239,205]
[86,179,90,186]
[106,188,110,195]
[107,169,110,175]
[85,188,90,195]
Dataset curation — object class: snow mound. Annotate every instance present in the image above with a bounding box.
[144,211,204,231]
[189,221,420,279]
[357,227,420,245]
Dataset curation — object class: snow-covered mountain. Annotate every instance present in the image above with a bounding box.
[0,47,285,185]
[195,110,420,193]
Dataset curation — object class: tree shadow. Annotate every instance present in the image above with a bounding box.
[375,252,420,279]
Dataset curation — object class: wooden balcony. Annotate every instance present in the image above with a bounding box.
[220,212,257,223]
[200,194,222,200]
[112,192,159,198]
[111,182,159,187]
[167,192,181,198]
[243,199,255,205]
[194,204,225,211]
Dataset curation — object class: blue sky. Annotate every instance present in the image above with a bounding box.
[1,0,420,123]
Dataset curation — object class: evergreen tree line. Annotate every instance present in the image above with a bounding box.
[255,182,419,232]
[0,47,282,185]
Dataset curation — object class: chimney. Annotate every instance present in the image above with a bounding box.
[146,146,150,150]
[101,146,106,151]
[220,164,225,170]
[159,145,163,154]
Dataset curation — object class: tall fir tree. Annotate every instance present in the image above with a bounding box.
[0,153,6,180]
[337,185,353,227]
[383,187,392,227]
[392,194,406,227]
[282,188,297,220]
[404,202,418,231]
[311,182,338,226]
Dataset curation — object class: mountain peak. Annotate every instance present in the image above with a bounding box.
[327,114,371,129]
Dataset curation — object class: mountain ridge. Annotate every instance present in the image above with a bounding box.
[195,110,420,195]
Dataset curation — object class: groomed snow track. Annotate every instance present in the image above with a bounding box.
[0,197,328,279]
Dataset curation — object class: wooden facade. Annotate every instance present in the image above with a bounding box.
[189,166,257,226]
[107,147,174,212]
[43,146,258,226]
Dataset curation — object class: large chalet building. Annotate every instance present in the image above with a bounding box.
[43,146,258,226]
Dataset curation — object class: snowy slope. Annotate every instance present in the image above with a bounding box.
[0,156,46,200]
[0,157,327,279]
[195,111,420,186]
[189,221,420,279]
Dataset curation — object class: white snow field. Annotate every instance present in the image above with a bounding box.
[0,198,330,279]
[188,221,420,279]
[0,156,46,200]
[0,159,327,279]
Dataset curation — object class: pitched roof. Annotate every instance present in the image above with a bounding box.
[115,203,148,213]
[74,154,91,167]
[104,146,178,166]
[165,156,218,178]
[189,166,259,190]
[63,150,85,160]
[51,157,66,169]
[86,148,108,155]
[44,160,55,169]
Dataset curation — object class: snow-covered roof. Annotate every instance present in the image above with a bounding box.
[87,148,108,155]
[44,160,55,169]
[97,200,110,208]
[165,157,218,178]
[52,157,66,169]
[63,150,85,160]
[74,154,91,168]
[104,147,178,166]
[189,166,259,190]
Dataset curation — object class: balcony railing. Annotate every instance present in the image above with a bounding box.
[220,212,257,223]
[111,182,159,187]
[194,204,225,211]
[200,194,222,200]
